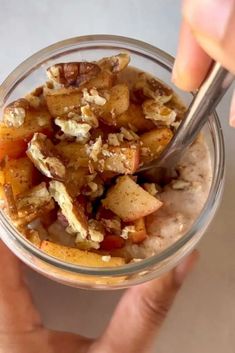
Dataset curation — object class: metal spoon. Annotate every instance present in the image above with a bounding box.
[138,62,234,183]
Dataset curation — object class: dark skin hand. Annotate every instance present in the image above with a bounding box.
[0,241,197,353]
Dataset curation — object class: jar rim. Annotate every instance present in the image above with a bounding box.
[0,34,225,277]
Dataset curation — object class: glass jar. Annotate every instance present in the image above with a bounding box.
[0,35,225,289]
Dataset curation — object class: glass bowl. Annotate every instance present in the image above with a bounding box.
[0,35,225,289]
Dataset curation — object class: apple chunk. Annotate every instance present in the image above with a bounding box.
[0,107,52,161]
[102,176,162,222]
[128,218,148,244]
[44,87,83,117]
[116,103,155,132]
[97,84,130,125]
[140,127,173,164]
[3,157,39,196]
[40,240,125,267]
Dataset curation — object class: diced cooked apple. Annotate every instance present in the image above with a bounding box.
[100,235,125,251]
[65,167,89,197]
[97,84,130,125]
[40,240,125,267]
[94,143,140,174]
[140,127,173,164]
[55,141,89,168]
[128,218,148,244]
[102,176,162,222]
[116,103,155,132]
[84,70,114,90]
[0,107,52,161]
[3,157,39,196]
[44,87,83,117]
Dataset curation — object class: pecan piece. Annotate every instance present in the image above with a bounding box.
[27,133,66,180]
[47,62,101,87]
[132,73,173,104]
[3,99,29,127]
[98,53,130,73]
[49,180,88,239]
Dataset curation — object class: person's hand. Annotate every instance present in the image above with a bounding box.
[173,0,235,127]
[0,241,197,353]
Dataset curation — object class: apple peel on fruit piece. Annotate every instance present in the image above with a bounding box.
[40,240,125,267]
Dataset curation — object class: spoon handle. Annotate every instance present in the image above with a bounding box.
[171,62,234,150]
[139,62,234,175]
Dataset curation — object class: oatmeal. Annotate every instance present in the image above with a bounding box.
[0,53,211,267]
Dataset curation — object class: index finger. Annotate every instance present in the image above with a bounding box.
[172,20,212,91]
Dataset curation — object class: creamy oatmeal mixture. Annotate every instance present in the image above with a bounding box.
[0,53,211,266]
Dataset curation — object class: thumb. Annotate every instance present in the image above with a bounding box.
[0,241,42,333]
[97,251,198,353]
[182,0,235,74]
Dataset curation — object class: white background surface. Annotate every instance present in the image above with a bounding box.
[0,1,235,352]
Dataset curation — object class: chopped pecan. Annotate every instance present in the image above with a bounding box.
[55,117,91,142]
[82,88,107,106]
[47,62,101,87]
[3,99,29,127]
[132,73,173,104]
[25,86,44,109]
[49,180,88,239]
[15,182,55,226]
[143,99,176,126]
[98,53,130,73]
[27,133,66,180]
[88,219,104,242]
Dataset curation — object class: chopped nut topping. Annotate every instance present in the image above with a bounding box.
[98,53,130,73]
[101,218,121,235]
[107,133,121,146]
[120,127,139,141]
[49,180,88,239]
[88,219,104,242]
[55,117,91,142]
[27,133,66,180]
[80,105,98,127]
[107,128,139,147]
[171,179,191,190]
[133,73,173,104]
[87,136,102,162]
[82,181,104,199]
[120,225,136,239]
[47,62,100,87]
[142,183,158,196]
[25,87,44,109]
[101,255,111,262]
[3,99,29,127]
[143,99,176,126]
[82,88,107,106]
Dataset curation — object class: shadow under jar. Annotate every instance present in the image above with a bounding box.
[0,35,225,289]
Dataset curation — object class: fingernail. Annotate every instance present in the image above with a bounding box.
[182,0,234,40]
[174,250,199,285]
[229,91,235,128]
